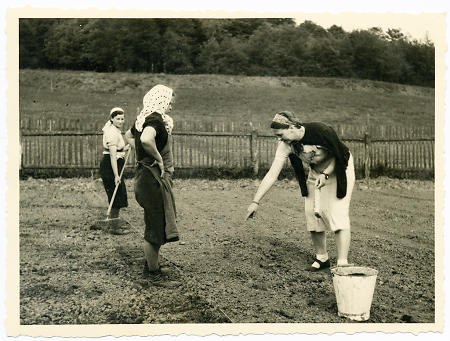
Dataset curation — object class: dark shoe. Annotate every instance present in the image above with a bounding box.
[143,271,180,288]
[108,219,130,235]
[142,261,179,287]
[110,228,131,235]
[157,266,171,275]
[141,269,164,283]
[309,258,330,272]
[142,261,170,278]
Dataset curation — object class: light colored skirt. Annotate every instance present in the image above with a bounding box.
[304,154,355,232]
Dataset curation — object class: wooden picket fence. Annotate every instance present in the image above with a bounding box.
[19,117,435,137]
[20,121,435,179]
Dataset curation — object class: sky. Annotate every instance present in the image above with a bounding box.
[293,13,439,42]
[0,0,446,41]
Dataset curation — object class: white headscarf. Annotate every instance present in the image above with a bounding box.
[135,84,174,134]
[102,107,124,132]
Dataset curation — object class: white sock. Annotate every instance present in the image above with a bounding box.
[316,253,329,262]
[312,253,329,268]
[337,259,348,266]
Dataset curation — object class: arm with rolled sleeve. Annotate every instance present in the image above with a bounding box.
[246,141,290,219]
[140,126,165,177]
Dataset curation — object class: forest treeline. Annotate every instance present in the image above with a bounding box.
[19,18,435,87]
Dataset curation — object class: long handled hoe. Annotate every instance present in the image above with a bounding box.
[91,149,131,232]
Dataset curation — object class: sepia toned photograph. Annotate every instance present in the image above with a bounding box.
[2,2,448,339]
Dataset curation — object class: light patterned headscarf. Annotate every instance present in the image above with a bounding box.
[135,84,174,134]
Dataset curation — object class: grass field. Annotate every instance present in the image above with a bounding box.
[19,69,435,131]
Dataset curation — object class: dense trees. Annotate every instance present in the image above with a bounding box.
[19,18,434,87]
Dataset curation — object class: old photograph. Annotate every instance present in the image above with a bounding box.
[2,2,448,339]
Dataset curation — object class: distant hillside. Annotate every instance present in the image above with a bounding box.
[20,19,434,87]
[19,69,434,130]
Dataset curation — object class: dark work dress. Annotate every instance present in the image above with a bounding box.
[99,125,128,209]
[130,113,170,245]
[99,156,128,209]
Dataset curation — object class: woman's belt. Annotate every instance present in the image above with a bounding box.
[103,148,125,158]
[103,148,124,152]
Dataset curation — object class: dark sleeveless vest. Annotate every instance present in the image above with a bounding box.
[289,122,350,199]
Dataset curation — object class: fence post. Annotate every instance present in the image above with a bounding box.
[364,132,371,185]
[250,129,259,177]
[364,113,371,187]
[19,130,23,172]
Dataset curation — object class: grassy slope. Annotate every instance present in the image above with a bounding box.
[19,69,435,130]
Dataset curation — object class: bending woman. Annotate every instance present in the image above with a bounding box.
[125,84,178,278]
[99,107,129,233]
[246,111,355,271]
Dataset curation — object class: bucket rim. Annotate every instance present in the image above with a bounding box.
[331,266,378,276]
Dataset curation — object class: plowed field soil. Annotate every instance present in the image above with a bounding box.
[19,177,435,325]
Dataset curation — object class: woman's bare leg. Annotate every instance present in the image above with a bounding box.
[334,229,351,266]
[144,240,160,272]
[310,231,329,269]
[310,231,327,255]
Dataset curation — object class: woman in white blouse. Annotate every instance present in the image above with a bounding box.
[99,107,129,231]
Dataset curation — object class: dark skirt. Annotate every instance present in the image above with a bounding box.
[134,164,166,245]
[99,155,128,209]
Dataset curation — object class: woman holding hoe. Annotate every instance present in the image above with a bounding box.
[246,111,355,271]
[99,107,130,235]
[125,84,179,280]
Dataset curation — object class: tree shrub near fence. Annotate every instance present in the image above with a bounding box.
[20,121,435,179]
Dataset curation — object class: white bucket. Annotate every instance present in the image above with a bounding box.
[331,266,378,321]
